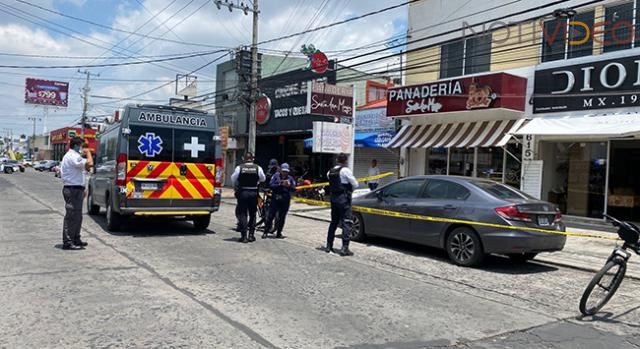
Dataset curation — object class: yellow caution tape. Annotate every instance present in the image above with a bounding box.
[291,196,619,241]
[296,172,395,190]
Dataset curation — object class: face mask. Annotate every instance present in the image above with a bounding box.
[73,145,81,153]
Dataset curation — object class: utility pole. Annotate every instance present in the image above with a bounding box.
[28,117,42,159]
[78,70,100,138]
[214,0,259,154]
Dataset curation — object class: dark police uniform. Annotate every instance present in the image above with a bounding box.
[232,162,265,242]
[325,165,359,255]
[264,171,296,238]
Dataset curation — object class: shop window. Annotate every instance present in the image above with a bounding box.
[603,2,634,53]
[609,141,640,222]
[464,34,491,75]
[568,11,595,59]
[476,147,504,182]
[426,148,447,175]
[504,142,522,189]
[542,18,568,62]
[440,40,464,79]
[542,142,607,218]
[449,148,474,176]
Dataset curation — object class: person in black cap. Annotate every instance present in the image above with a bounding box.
[325,153,358,256]
[231,152,266,243]
[263,163,296,239]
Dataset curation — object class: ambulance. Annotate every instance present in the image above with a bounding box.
[87,104,222,231]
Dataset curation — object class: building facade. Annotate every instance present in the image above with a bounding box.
[398,0,640,220]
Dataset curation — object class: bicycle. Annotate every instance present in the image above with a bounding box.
[579,214,640,316]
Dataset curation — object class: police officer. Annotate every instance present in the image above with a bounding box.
[263,163,296,239]
[325,153,358,256]
[231,152,266,243]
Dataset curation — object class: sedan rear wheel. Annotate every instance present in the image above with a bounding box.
[446,227,484,267]
[349,213,366,242]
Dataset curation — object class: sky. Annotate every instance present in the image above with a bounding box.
[0,0,408,137]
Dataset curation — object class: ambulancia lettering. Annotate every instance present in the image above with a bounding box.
[138,112,208,127]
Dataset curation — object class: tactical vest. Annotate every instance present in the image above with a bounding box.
[328,166,352,194]
[238,163,260,188]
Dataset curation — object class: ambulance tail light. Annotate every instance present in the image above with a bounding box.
[116,153,127,186]
[214,158,223,187]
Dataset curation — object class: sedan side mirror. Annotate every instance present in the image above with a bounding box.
[375,191,384,201]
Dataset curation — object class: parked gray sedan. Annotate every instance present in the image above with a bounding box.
[350,176,566,267]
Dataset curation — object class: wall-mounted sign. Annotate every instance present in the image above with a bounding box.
[312,121,353,154]
[257,65,337,133]
[386,73,526,117]
[301,44,329,74]
[307,81,354,120]
[25,78,69,107]
[355,107,394,133]
[533,55,640,113]
[255,95,271,125]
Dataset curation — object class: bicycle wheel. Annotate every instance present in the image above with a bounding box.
[579,259,627,316]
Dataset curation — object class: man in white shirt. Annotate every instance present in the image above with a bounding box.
[231,152,266,243]
[60,137,93,250]
[325,153,359,256]
[367,159,380,191]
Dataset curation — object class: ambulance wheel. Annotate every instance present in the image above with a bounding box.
[193,214,211,231]
[87,189,100,215]
[106,195,122,232]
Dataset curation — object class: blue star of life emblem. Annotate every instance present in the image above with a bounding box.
[137,132,163,157]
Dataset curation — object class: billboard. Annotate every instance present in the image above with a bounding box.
[312,121,353,154]
[25,78,69,107]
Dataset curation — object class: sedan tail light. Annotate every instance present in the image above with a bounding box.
[495,205,532,222]
[115,153,127,186]
[554,209,562,223]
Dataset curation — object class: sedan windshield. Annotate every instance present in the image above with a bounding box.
[470,181,532,200]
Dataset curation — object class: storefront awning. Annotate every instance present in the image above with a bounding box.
[387,119,524,149]
[514,113,640,137]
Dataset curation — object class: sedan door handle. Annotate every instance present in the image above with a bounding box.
[443,204,457,210]
[399,204,410,211]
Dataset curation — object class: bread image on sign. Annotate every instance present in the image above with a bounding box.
[466,79,497,110]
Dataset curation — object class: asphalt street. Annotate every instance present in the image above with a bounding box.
[2,171,640,348]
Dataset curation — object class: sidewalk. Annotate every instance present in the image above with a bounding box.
[221,189,637,278]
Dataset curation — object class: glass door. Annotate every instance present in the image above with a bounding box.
[608,140,640,222]
[542,142,607,218]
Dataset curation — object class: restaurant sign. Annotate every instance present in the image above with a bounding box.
[386,73,526,117]
[306,81,354,120]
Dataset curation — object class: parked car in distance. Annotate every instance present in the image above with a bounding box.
[36,160,58,172]
[350,175,566,267]
[0,160,20,174]
[33,160,48,171]
[6,160,25,172]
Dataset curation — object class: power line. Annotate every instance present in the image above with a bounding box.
[0,2,202,77]
[91,51,231,106]
[257,0,420,46]
[0,49,226,69]
[0,50,217,60]
[14,0,232,49]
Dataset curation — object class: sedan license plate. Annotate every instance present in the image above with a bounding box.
[140,183,158,191]
[538,215,550,226]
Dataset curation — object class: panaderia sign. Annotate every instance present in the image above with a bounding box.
[386,73,526,117]
[534,55,640,113]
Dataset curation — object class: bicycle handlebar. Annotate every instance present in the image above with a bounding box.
[603,214,622,227]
